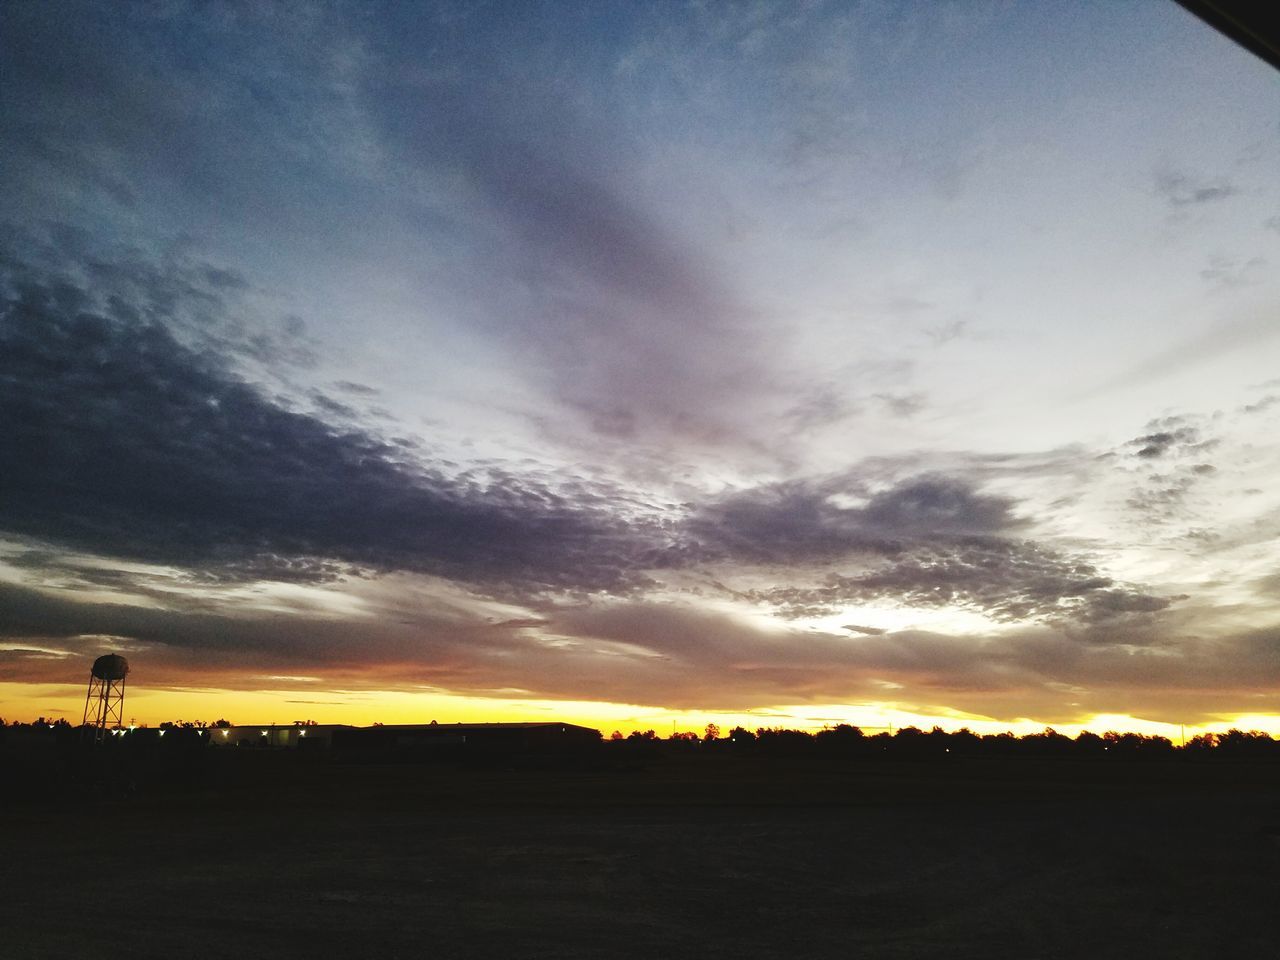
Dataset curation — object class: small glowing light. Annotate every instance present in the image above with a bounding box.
[261,730,268,736]
[222,730,229,737]
[299,730,306,737]
[159,730,166,737]
[197,730,204,736]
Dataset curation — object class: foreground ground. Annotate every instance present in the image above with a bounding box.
[4,753,1279,959]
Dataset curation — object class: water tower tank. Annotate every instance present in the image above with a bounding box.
[91,654,130,681]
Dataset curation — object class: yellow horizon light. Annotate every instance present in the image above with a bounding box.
[3,681,1278,740]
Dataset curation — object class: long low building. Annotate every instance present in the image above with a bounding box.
[206,721,601,757]
[206,723,350,749]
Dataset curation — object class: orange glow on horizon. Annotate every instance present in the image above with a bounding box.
[4,682,1279,741]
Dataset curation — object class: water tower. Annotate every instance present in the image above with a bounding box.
[83,654,129,743]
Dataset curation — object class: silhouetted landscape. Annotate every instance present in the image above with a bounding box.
[4,719,1279,958]
[5,1,1280,957]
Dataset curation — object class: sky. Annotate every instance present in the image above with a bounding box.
[2,0,1279,736]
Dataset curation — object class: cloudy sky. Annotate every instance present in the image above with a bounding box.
[2,0,1279,734]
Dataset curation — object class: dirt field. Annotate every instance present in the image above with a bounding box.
[4,755,1278,959]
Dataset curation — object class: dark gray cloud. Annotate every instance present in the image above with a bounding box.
[1129,426,1200,459]
[1153,169,1238,208]
[682,471,1181,628]
[0,248,1107,618]
[689,473,1026,565]
[1120,416,1223,524]
[662,446,1196,629]
[1124,417,1219,465]
[0,259,673,596]
[748,539,1173,625]
[0,224,317,372]
[1125,475,1198,519]
[333,381,380,397]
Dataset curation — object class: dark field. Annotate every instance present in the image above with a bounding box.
[4,755,1279,959]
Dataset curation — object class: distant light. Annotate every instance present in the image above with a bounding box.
[299,730,306,737]
[222,730,229,737]
[159,730,166,737]
[197,730,204,736]
[261,730,268,736]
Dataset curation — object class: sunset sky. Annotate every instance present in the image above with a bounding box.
[2,1,1279,736]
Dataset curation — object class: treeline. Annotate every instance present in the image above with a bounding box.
[5,718,1279,761]
[0,718,242,730]
[608,724,1280,760]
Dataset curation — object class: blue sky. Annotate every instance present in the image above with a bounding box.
[2,1,1279,730]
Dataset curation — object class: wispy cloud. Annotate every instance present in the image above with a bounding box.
[1153,168,1238,208]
